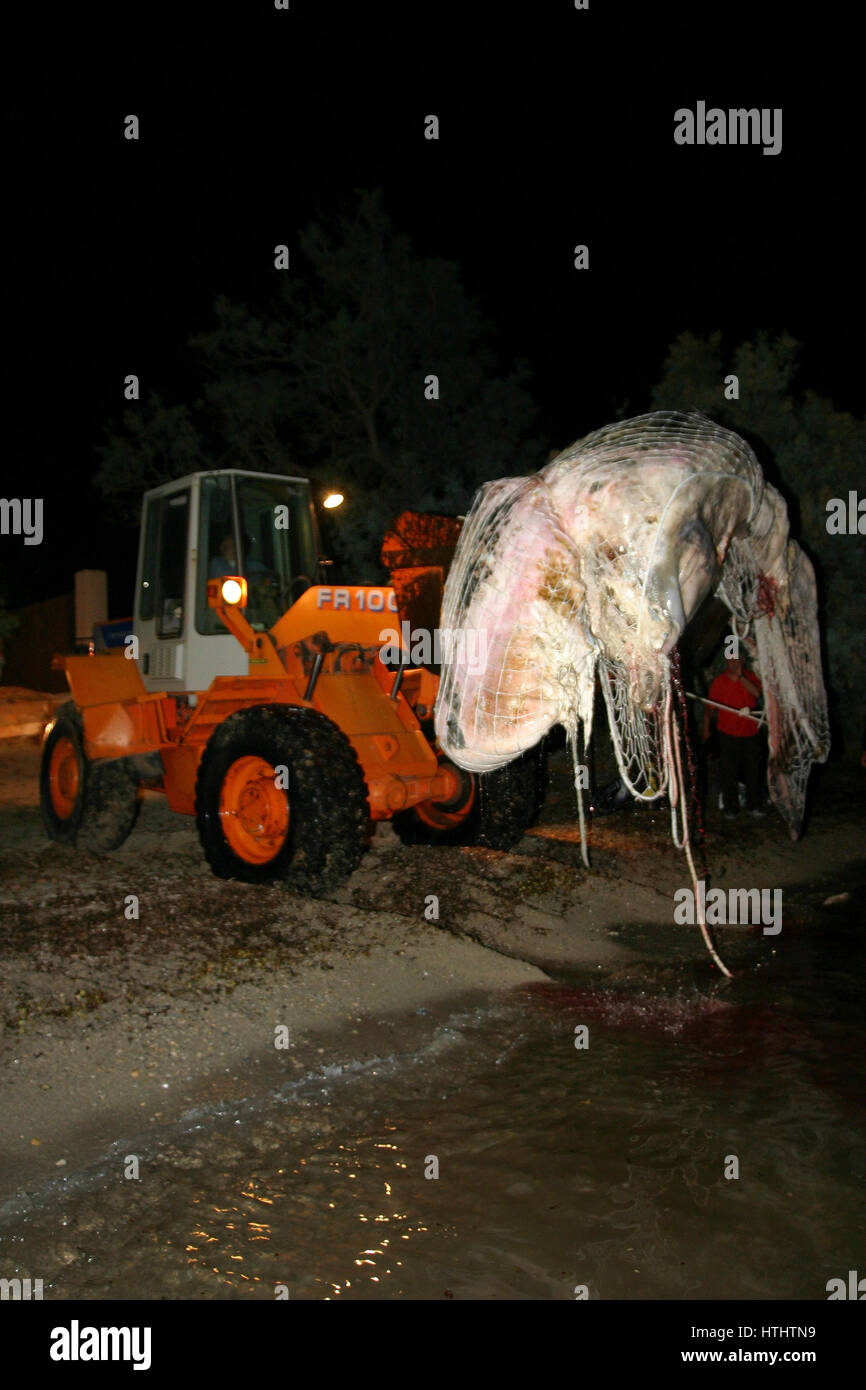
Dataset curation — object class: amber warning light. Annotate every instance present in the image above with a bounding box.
[207,576,248,608]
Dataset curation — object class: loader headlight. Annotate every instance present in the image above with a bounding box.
[221,576,247,606]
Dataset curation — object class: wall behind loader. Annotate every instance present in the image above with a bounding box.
[2,592,74,693]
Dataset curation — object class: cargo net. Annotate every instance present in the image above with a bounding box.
[597,658,668,799]
[435,411,831,977]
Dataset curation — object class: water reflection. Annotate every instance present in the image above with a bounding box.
[1,901,863,1299]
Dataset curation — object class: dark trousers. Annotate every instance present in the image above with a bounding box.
[718,732,762,812]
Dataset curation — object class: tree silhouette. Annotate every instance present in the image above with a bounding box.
[96,189,544,577]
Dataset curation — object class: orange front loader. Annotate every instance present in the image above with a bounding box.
[41,470,542,893]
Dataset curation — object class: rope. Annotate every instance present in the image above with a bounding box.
[669,686,734,979]
[568,721,591,870]
[685,691,766,726]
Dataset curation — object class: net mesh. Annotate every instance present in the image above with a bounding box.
[435,410,829,847]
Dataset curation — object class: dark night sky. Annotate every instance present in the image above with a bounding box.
[6,0,862,612]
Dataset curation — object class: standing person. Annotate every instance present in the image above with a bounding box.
[701,652,765,818]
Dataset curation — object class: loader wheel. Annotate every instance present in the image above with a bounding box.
[392,745,544,850]
[40,702,140,851]
[195,705,369,893]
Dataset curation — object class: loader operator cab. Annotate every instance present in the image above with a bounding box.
[134,469,321,694]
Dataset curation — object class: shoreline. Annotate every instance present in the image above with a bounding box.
[2,739,864,1208]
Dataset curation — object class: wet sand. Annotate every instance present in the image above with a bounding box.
[1,740,864,1297]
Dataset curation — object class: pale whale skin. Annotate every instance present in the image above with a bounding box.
[434,411,826,838]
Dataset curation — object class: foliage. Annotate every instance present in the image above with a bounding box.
[96,190,544,577]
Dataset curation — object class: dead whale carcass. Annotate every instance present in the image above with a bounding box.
[435,411,829,848]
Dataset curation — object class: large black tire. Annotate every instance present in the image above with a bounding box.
[392,744,545,850]
[195,704,369,893]
[40,702,140,851]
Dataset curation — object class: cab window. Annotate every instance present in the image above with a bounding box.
[196,476,235,635]
[155,490,190,638]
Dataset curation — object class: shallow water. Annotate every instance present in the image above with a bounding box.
[1,890,864,1301]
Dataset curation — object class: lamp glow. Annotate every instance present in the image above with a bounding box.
[323,492,344,510]
[221,577,246,606]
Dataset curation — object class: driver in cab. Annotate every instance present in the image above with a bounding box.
[209,532,278,627]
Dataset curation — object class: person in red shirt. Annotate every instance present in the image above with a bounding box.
[701,654,765,818]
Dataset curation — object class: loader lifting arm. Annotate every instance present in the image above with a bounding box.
[206,576,286,678]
